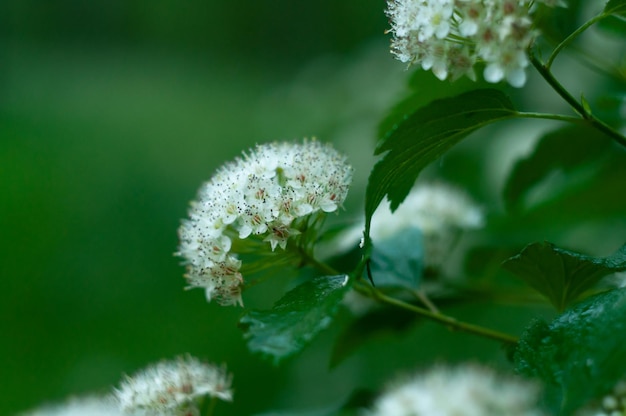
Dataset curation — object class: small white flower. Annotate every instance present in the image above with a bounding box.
[19,396,121,416]
[483,49,529,87]
[177,139,353,306]
[115,355,233,415]
[365,364,545,416]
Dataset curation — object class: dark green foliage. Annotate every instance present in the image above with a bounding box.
[532,0,583,45]
[503,125,612,213]
[365,89,517,243]
[369,227,424,289]
[502,241,626,311]
[515,288,626,414]
[377,71,487,141]
[605,0,626,16]
[240,275,352,364]
[330,306,418,369]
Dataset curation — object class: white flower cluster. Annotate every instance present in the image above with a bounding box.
[177,139,353,306]
[374,182,484,270]
[115,355,233,416]
[321,182,483,270]
[386,0,563,87]
[19,396,122,416]
[365,364,545,416]
[370,182,484,241]
[576,379,626,416]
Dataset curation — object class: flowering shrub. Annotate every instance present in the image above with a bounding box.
[21,0,626,415]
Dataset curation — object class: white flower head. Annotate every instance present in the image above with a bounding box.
[370,182,484,241]
[319,182,483,269]
[386,0,553,87]
[370,182,484,270]
[177,138,353,306]
[115,355,233,415]
[19,396,122,416]
[365,364,545,416]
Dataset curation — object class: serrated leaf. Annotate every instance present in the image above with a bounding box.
[503,125,611,213]
[377,71,485,140]
[501,143,626,229]
[515,288,626,414]
[369,227,424,289]
[365,89,516,240]
[502,241,626,311]
[605,0,626,16]
[239,275,351,364]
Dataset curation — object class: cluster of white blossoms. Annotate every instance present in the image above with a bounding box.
[19,396,122,416]
[325,182,483,270]
[372,182,484,269]
[369,182,484,241]
[577,379,626,416]
[364,364,545,416]
[386,0,564,87]
[177,139,353,306]
[115,355,233,416]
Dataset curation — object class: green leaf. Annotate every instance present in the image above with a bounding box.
[377,71,487,141]
[502,241,626,311]
[369,227,424,289]
[533,0,583,44]
[506,147,626,227]
[597,14,626,35]
[605,0,626,16]
[365,89,516,240]
[515,288,626,414]
[503,125,612,213]
[239,275,351,364]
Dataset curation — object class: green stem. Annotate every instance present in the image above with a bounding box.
[354,281,519,345]
[201,396,218,416]
[546,13,607,70]
[298,246,340,276]
[516,111,584,124]
[530,52,626,148]
[412,288,441,314]
[300,250,518,345]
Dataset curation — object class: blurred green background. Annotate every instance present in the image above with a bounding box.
[2,1,625,415]
[0,2,402,415]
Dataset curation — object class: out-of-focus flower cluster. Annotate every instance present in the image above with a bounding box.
[386,0,564,87]
[325,182,483,269]
[576,379,626,416]
[20,356,232,416]
[369,182,484,241]
[364,364,545,416]
[177,139,353,306]
[19,397,122,416]
[115,355,232,416]
[372,182,484,270]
